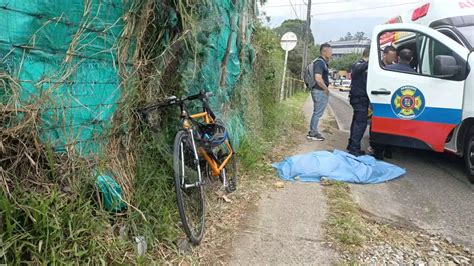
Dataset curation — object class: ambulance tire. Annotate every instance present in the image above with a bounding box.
[464,129,474,184]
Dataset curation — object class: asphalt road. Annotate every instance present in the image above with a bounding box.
[328,89,474,248]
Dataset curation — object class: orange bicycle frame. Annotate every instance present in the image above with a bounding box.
[188,111,233,177]
[199,141,233,177]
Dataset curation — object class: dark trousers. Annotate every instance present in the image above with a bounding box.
[347,96,369,151]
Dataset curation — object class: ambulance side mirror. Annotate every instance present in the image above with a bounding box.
[434,55,462,78]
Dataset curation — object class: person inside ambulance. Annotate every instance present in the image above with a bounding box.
[381,45,397,67]
[386,48,417,73]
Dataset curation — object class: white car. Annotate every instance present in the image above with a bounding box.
[339,80,351,92]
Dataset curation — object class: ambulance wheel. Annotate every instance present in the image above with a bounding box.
[464,129,474,184]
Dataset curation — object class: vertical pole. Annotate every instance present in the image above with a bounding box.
[288,77,293,98]
[300,0,312,79]
[287,77,290,98]
[291,78,294,97]
[280,50,289,102]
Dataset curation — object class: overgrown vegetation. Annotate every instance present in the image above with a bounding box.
[0,1,308,264]
[238,24,306,170]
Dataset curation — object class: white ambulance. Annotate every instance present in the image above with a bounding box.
[367,0,474,182]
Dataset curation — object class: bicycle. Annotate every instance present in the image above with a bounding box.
[136,91,238,245]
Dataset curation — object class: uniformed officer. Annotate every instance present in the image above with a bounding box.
[369,45,397,159]
[347,47,370,156]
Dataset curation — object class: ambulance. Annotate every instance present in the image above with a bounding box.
[367,0,474,182]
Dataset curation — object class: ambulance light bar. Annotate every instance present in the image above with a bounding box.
[412,3,430,21]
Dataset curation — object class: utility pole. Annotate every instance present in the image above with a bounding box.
[300,0,312,79]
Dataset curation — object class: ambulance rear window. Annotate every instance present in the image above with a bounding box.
[430,15,474,50]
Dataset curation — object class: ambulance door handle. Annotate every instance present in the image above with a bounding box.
[371,89,391,95]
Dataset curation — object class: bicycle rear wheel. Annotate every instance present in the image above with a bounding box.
[173,130,205,245]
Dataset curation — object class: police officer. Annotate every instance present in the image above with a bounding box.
[368,45,397,159]
[347,47,370,156]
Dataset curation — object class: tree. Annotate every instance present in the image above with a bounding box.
[273,19,318,76]
[329,53,360,72]
[339,31,368,41]
[354,31,368,41]
[339,32,353,41]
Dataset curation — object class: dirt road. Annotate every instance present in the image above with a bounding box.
[228,97,337,265]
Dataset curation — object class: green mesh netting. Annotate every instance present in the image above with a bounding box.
[0,0,135,155]
[181,0,256,148]
[0,0,256,155]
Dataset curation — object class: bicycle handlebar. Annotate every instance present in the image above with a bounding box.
[135,91,214,119]
[185,91,213,102]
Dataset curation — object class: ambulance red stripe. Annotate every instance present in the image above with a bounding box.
[371,117,456,152]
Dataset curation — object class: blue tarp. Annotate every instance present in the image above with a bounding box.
[272,150,406,184]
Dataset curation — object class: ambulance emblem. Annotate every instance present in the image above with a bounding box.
[391,86,425,120]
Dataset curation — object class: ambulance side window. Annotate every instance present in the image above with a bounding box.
[418,34,467,81]
[378,31,419,73]
[379,30,467,81]
[418,35,454,76]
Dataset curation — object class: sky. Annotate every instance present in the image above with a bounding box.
[259,0,426,43]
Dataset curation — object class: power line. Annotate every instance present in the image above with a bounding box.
[262,1,420,9]
[301,0,312,79]
[310,2,420,17]
[289,0,300,19]
[263,1,349,8]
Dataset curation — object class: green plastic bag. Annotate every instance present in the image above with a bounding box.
[96,174,126,212]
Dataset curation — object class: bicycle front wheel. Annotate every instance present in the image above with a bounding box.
[173,130,205,245]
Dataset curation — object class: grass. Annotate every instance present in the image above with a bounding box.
[0,130,181,264]
[0,185,127,264]
[238,92,307,170]
[322,180,372,253]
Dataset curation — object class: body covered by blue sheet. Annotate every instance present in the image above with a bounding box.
[272,150,406,184]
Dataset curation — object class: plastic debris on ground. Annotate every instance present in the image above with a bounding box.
[96,174,127,212]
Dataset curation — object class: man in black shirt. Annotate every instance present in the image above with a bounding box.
[307,43,332,141]
[386,49,416,73]
[347,47,370,156]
